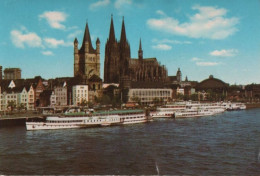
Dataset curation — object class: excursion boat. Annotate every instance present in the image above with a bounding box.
[26,108,152,131]
[151,102,187,118]
[227,103,246,111]
[221,102,246,111]
[175,108,214,118]
[189,102,226,114]
[152,101,226,118]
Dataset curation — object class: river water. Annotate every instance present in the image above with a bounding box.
[0,109,259,175]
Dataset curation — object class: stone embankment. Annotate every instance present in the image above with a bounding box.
[246,103,260,109]
[0,114,44,128]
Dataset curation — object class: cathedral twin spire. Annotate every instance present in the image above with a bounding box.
[109,15,116,42]
[120,17,127,44]
[108,15,129,46]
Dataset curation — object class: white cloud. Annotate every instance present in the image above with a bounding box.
[42,51,54,56]
[152,38,192,44]
[10,29,43,48]
[89,0,110,10]
[152,44,172,50]
[210,49,238,57]
[67,30,82,39]
[191,57,201,61]
[156,10,166,16]
[44,38,72,48]
[147,5,239,40]
[115,0,132,9]
[39,11,67,30]
[196,62,220,66]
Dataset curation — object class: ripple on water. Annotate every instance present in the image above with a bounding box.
[0,109,260,175]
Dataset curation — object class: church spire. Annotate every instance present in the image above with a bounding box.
[109,14,116,42]
[139,38,142,50]
[138,38,143,60]
[120,16,127,43]
[80,21,94,53]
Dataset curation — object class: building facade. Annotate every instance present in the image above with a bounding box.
[128,88,172,105]
[27,85,35,110]
[4,68,21,80]
[74,23,100,80]
[35,79,45,107]
[18,87,28,109]
[104,16,168,84]
[54,82,68,106]
[72,85,88,105]
[50,91,56,106]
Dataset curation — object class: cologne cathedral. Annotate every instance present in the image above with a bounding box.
[104,16,168,84]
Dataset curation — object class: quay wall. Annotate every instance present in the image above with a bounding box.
[0,115,44,128]
[0,118,26,127]
[246,103,260,109]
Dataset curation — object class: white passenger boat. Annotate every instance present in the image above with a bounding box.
[221,102,246,111]
[189,102,226,114]
[152,101,226,118]
[26,108,152,131]
[151,102,187,118]
[228,102,246,110]
[175,108,214,118]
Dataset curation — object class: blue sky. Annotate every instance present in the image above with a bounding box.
[0,0,259,85]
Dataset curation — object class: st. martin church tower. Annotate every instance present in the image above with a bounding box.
[74,22,100,80]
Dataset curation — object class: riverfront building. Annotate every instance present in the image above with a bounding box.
[128,88,172,105]
[72,85,88,105]
[54,82,68,106]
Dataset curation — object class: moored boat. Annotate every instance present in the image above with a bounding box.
[26,108,151,131]
[175,108,214,118]
[151,102,187,118]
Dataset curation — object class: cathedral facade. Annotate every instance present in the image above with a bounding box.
[104,16,168,84]
[74,23,100,80]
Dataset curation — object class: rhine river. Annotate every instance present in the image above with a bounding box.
[0,109,259,175]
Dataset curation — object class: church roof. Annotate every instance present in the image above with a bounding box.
[79,22,96,54]
[169,76,177,81]
[131,81,167,88]
[129,59,139,65]
[88,74,102,82]
[143,58,157,62]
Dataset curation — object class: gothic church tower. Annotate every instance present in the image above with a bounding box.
[104,16,131,83]
[74,22,100,79]
[119,17,131,77]
[104,15,120,83]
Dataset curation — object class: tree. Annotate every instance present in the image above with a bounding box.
[183,94,190,101]
[7,101,16,111]
[100,94,111,105]
[190,93,198,101]
[153,97,160,105]
[18,103,25,111]
[176,93,184,100]
[80,99,88,107]
[131,96,141,104]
